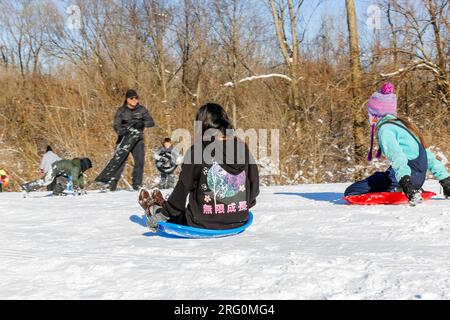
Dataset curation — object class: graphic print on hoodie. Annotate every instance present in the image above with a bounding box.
[200,160,248,215]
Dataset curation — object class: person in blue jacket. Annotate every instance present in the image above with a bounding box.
[345,82,450,204]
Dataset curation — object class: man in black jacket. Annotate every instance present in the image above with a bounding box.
[111,89,155,190]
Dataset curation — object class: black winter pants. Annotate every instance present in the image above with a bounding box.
[111,139,145,190]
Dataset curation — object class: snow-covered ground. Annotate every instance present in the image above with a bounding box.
[1,181,449,300]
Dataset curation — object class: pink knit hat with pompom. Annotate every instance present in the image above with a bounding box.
[367,82,397,162]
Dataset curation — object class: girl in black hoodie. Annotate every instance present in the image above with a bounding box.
[138,103,260,231]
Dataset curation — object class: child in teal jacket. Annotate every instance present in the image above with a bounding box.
[345,82,450,204]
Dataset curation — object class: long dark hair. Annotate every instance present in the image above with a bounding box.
[195,103,233,136]
[396,117,429,148]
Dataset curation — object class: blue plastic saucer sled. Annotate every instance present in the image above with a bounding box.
[157,212,253,239]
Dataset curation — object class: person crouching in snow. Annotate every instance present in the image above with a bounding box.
[138,103,260,231]
[0,169,9,192]
[39,145,62,191]
[39,145,61,177]
[21,158,93,196]
[345,82,450,205]
[153,137,183,189]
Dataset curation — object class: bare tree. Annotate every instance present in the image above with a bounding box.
[267,0,302,109]
[0,45,9,69]
[141,0,172,102]
[174,0,213,122]
[380,0,449,105]
[345,0,366,169]
[426,0,450,103]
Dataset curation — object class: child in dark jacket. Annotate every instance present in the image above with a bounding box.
[153,138,183,189]
[138,103,260,231]
[345,82,450,204]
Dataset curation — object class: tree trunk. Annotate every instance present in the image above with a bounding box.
[387,0,399,66]
[287,0,300,109]
[268,0,300,110]
[345,0,366,172]
[232,0,238,129]
[427,0,450,104]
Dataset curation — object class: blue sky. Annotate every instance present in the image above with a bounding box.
[0,0,415,66]
[0,1,380,44]
[291,0,379,42]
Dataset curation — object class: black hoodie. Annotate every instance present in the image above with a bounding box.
[163,138,260,230]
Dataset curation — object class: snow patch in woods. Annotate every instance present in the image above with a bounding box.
[429,146,448,165]
[0,181,449,299]
[223,74,293,88]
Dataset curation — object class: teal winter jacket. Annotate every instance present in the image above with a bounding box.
[377,115,449,182]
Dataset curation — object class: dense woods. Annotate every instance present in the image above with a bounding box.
[0,0,448,190]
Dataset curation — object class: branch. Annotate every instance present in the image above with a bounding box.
[223,73,295,88]
[380,60,441,77]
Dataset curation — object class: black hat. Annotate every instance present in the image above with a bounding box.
[80,158,93,172]
[125,89,138,99]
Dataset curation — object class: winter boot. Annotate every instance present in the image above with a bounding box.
[399,176,423,206]
[138,188,168,231]
[138,188,164,211]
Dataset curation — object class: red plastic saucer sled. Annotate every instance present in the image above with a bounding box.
[344,191,436,205]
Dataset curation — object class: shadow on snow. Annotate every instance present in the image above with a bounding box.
[129,214,179,238]
[273,192,347,205]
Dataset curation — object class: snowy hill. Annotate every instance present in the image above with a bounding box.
[1,181,449,300]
